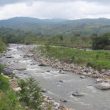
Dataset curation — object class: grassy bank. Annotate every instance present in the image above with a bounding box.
[0,75,24,110]
[40,45,110,70]
[0,38,6,53]
[0,74,45,110]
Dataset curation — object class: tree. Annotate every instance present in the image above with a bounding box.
[92,35,110,50]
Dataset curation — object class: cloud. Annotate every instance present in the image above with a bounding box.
[0,0,110,6]
[0,0,110,20]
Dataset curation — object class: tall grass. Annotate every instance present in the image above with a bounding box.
[41,45,110,70]
[0,75,24,110]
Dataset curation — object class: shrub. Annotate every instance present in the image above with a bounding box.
[0,74,9,91]
[92,36,110,50]
[18,78,43,110]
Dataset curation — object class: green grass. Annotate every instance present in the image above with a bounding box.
[0,75,9,91]
[40,45,110,70]
[0,75,24,110]
[0,39,6,53]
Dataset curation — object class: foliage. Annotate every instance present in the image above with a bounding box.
[0,75,24,110]
[92,35,110,50]
[0,74,9,91]
[0,64,4,74]
[18,78,43,110]
[40,46,110,70]
[0,90,24,110]
[0,38,6,52]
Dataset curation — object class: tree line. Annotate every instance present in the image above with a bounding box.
[0,27,110,50]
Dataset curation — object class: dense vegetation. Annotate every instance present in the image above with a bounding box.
[0,74,45,110]
[40,45,110,70]
[0,27,110,50]
[18,78,43,110]
[92,34,110,50]
[1,17,110,37]
[0,74,24,110]
[0,38,6,52]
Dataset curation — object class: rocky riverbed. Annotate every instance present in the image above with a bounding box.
[33,47,110,80]
[0,44,110,110]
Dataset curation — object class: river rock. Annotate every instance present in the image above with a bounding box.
[80,75,86,79]
[59,80,64,83]
[3,68,13,75]
[6,56,13,58]
[72,91,84,97]
[96,78,103,83]
[58,105,71,110]
[95,82,110,90]
[59,70,65,74]
[41,89,47,93]
[39,63,47,66]
[12,64,26,70]
[26,54,33,57]
[60,99,68,103]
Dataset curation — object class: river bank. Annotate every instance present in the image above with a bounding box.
[1,44,110,110]
[32,46,110,80]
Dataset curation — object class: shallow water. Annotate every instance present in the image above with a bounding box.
[0,44,110,110]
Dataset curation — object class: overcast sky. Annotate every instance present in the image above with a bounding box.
[0,0,110,20]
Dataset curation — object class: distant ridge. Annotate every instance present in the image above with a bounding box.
[0,17,110,36]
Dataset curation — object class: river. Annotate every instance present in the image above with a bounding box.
[0,44,110,110]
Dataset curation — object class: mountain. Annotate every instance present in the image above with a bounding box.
[0,17,110,36]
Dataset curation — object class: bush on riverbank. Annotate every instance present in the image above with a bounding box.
[18,78,43,110]
[40,45,110,70]
[0,74,46,110]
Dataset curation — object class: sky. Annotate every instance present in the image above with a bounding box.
[0,0,110,20]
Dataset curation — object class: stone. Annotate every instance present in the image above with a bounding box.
[46,70,50,72]
[6,56,13,58]
[59,80,64,83]
[13,87,21,92]
[72,91,84,97]
[96,78,103,83]
[95,82,110,90]
[60,99,68,103]
[41,89,47,93]
[80,75,86,79]
[39,63,47,66]
[12,64,26,71]
[3,68,13,75]
[58,105,71,110]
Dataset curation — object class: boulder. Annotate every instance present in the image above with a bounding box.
[95,82,110,90]
[12,64,26,71]
[3,68,13,75]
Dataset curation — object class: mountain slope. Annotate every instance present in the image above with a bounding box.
[0,17,110,36]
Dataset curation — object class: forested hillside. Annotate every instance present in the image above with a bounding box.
[0,17,110,49]
[1,17,110,37]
